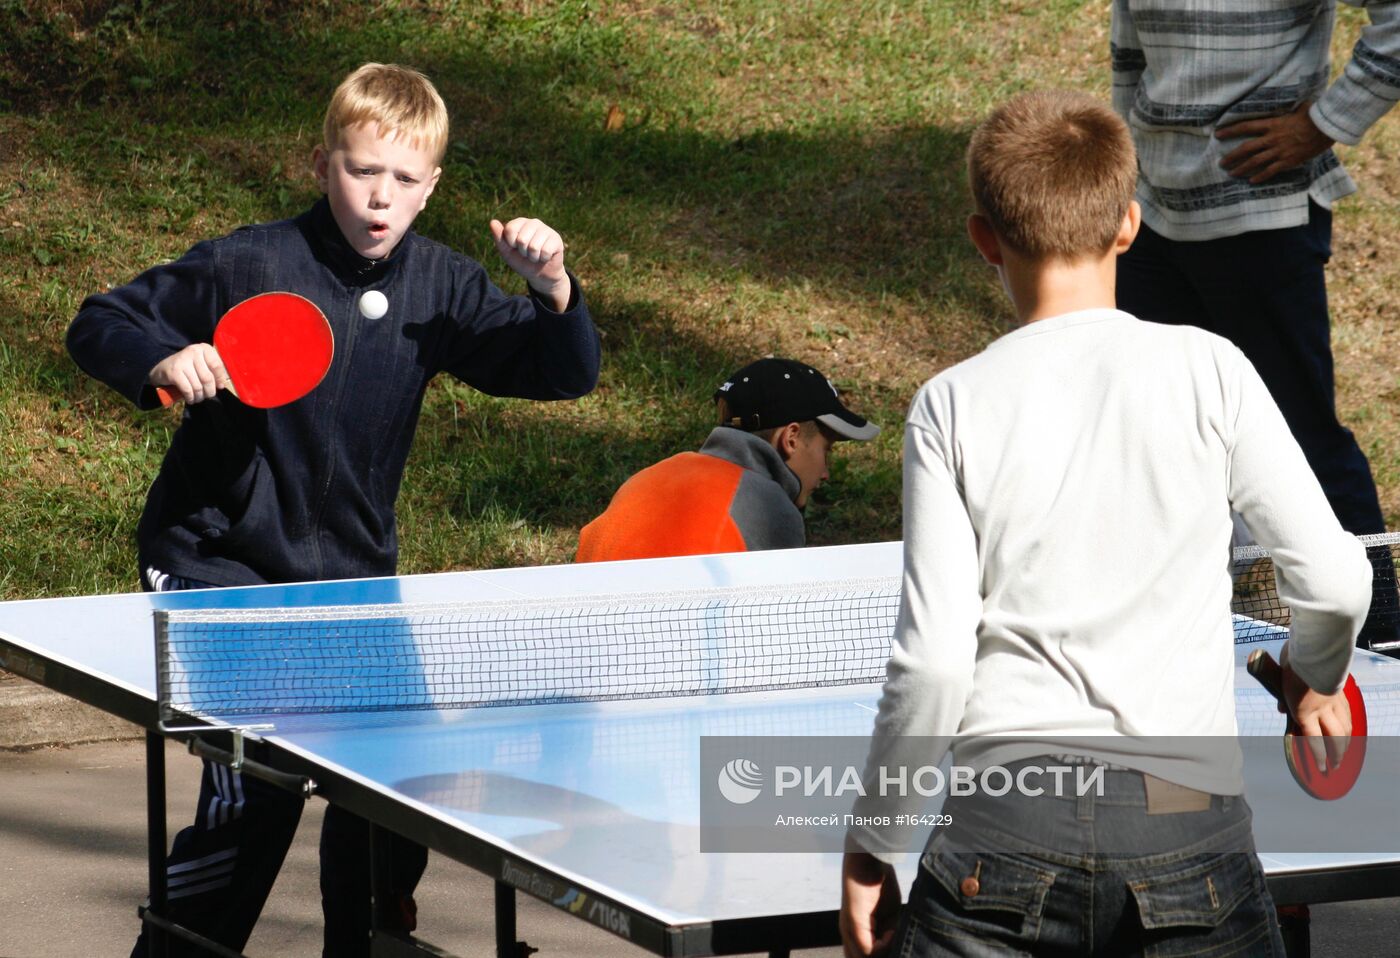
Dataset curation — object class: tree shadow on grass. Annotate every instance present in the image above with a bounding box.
[4,2,1001,332]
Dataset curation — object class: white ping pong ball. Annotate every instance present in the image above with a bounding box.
[358,290,389,320]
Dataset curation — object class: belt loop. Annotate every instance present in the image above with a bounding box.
[1077,782,1095,821]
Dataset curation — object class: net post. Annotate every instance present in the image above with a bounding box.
[1359,532,1400,654]
[153,609,174,727]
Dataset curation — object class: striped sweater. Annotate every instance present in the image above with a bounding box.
[1112,0,1400,240]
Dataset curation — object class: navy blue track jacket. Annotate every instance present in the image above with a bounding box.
[67,198,600,586]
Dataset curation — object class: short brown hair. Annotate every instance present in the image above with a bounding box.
[323,63,449,163]
[967,90,1137,260]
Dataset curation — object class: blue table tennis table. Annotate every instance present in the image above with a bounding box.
[3,541,1400,957]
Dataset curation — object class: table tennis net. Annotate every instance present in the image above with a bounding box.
[156,533,1400,720]
[156,579,901,720]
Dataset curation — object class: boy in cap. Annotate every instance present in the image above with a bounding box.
[576,358,878,562]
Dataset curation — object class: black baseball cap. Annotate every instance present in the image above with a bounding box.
[713,358,880,441]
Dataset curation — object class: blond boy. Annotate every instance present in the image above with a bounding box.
[840,91,1369,957]
[68,63,599,957]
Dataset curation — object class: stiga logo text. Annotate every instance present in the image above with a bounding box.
[585,898,632,938]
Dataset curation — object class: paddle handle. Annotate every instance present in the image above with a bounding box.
[152,381,237,407]
[1246,648,1286,703]
[1247,648,1306,736]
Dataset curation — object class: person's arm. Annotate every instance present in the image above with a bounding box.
[1225,346,1371,695]
[839,846,901,958]
[1313,0,1400,146]
[1219,2,1400,182]
[846,409,980,857]
[1110,0,1146,121]
[66,243,222,408]
[840,407,979,953]
[439,220,600,400]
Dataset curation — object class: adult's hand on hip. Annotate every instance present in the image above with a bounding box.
[1217,101,1335,185]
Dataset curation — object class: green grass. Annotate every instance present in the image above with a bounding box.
[1,0,1396,598]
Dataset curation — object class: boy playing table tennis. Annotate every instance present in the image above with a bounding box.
[67,63,600,957]
[840,91,1371,956]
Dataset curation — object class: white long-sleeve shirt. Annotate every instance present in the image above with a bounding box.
[850,308,1370,859]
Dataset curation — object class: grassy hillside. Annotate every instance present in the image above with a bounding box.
[2,0,1396,599]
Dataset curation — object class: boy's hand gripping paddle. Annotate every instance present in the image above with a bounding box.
[155,292,334,409]
[1247,648,1368,800]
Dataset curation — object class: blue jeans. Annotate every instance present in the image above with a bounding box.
[893,760,1284,957]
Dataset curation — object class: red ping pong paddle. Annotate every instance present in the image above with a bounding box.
[154,292,334,409]
[1247,648,1367,800]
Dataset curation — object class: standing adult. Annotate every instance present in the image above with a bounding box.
[1111,1,1400,648]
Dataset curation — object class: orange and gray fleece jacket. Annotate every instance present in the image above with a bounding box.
[576,427,804,562]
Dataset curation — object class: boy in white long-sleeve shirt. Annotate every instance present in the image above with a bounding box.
[839,90,1372,958]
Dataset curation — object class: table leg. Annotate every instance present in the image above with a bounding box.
[145,730,169,958]
[1278,904,1311,958]
[495,881,517,957]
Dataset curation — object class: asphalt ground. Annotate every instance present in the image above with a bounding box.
[0,677,835,957]
[1,676,1397,957]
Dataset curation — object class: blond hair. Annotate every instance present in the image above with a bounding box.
[323,63,449,163]
[967,90,1137,261]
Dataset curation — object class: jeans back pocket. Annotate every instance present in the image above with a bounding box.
[910,846,1056,945]
[1127,853,1280,957]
